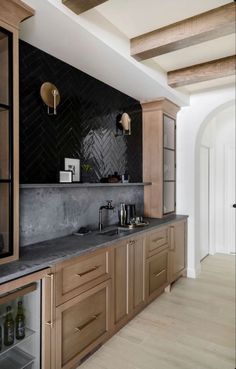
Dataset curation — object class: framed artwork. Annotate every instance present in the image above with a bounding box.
[64,158,80,182]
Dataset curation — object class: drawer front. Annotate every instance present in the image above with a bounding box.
[56,280,111,369]
[148,250,168,296]
[56,250,111,305]
[146,228,168,257]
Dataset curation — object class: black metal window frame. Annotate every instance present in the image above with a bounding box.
[162,113,176,216]
[0,26,14,258]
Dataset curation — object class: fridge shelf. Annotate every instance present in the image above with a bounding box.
[0,327,35,357]
[0,347,35,369]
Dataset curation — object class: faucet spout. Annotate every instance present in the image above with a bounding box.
[99,201,115,231]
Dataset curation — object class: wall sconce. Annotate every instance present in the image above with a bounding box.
[115,112,131,136]
[40,82,60,115]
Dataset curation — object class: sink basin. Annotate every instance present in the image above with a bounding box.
[99,228,131,237]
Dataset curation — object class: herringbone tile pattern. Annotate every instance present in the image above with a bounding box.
[19,40,142,183]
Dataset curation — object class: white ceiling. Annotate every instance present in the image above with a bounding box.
[20,0,235,102]
[97,0,235,92]
[97,0,232,38]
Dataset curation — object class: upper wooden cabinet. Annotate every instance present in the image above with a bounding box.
[142,99,180,218]
[0,0,34,265]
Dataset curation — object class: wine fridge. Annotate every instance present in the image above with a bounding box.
[0,268,53,369]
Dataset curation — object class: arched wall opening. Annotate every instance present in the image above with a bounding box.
[195,101,235,267]
[176,85,235,278]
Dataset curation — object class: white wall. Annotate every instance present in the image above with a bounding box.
[176,85,235,278]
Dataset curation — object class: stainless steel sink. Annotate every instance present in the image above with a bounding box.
[98,228,131,237]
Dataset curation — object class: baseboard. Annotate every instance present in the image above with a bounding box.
[187,265,201,279]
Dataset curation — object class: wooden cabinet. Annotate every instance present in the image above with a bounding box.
[145,227,169,302]
[55,280,111,369]
[169,220,187,283]
[47,220,187,368]
[0,0,34,265]
[113,236,145,329]
[113,240,129,327]
[146,227,168,258]
[42,272,56,369]
[129,237,146,313]
[146,249,169,301]
[54,248,112,369]
[142,99,180,218]
[55,248,112,306]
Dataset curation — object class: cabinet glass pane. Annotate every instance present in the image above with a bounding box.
[0,30,10,106]
[0,111,10,179]
[0,183,11,256]
[163,182,175,214]
[163,115,175,150]
[164,149,175,181]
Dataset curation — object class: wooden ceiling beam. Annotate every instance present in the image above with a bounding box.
[131,2,236,61]
[167,55,236,88]
[62,0,108,15]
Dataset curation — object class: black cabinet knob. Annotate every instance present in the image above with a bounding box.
[233,204,236,208]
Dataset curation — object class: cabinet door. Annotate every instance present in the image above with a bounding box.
[170,221,186,282]
[129,237,145,312]
[55,280,111,369]
[55,249,111,306]
[146,249,169,302]
[41,273,56,369]
[113,241,129,327]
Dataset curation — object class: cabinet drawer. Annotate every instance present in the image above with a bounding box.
[146,250,169,299]
[146,228,168,258]
[56,280,111,369]
[56,250,111,305]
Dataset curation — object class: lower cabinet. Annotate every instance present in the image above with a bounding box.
[51,219,187,369]
[113,236,145,329]
[146,249,169,302]
[169,220,187,283]
[55,280,111,369]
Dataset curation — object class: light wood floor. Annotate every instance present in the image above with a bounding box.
[80,254,235,369]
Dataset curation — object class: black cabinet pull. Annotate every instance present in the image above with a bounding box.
[233,204,236,208]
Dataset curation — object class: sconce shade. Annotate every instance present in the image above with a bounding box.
[40,82,60,108]
[119,113,131,133]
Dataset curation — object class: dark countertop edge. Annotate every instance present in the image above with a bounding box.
[0,215,188,285]
[20,182,152,189]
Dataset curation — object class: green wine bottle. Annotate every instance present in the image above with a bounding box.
[15,301,25,340]
[0,325,2,351]
[4,306,14,346]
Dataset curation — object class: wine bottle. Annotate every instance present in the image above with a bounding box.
[0,325,2,350]
[4,306,14,346]
[15,301,25,340]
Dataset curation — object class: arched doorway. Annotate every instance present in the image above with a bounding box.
[195,101,235,264]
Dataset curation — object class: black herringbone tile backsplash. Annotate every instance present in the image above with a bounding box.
[19,40,142,183]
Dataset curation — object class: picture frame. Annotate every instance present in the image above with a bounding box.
[64,158,80,182]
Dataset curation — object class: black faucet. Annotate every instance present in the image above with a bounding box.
[99,201,115,232]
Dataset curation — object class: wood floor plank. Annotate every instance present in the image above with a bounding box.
[79,254,235,369]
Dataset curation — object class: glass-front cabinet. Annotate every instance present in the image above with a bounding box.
[0,1,34,264]
[163,114,176,215]
[142,99,179,218]
[0,26,13,260]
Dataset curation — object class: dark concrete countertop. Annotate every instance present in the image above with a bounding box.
[0,215,188,285]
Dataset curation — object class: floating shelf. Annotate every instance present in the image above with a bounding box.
[20,182,152,189]
[0,328,35,357]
